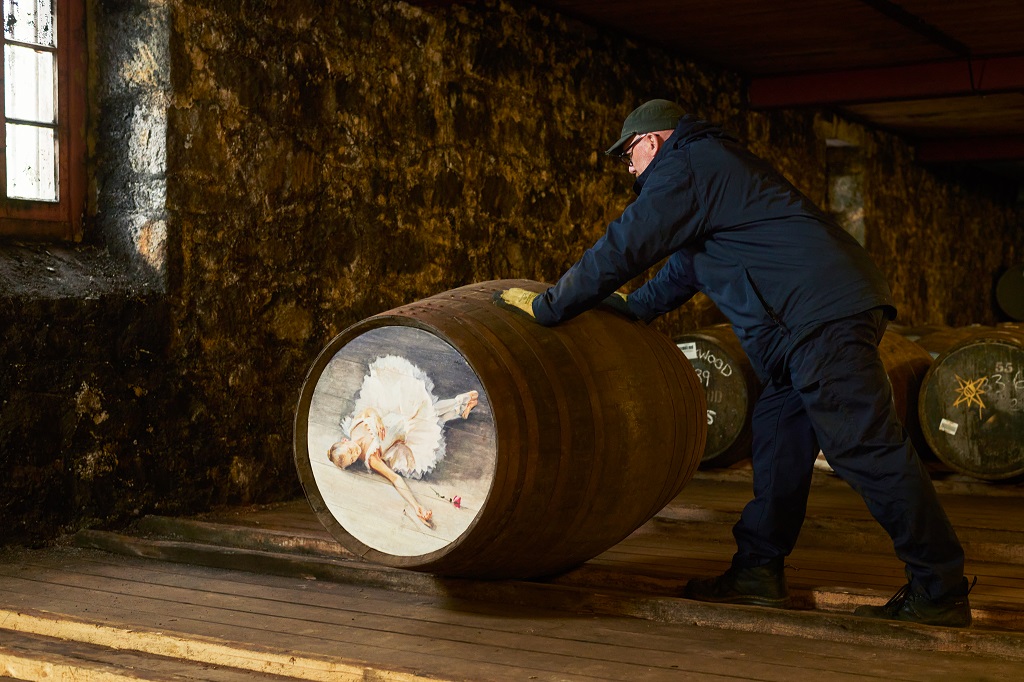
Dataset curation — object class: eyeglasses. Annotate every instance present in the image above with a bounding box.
[618,133,648,166]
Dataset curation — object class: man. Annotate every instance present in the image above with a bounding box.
[498,99,973,627]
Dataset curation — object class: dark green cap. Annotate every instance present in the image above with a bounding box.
[605,99,686,155]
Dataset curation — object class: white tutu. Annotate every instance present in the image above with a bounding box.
[341,355,472,479]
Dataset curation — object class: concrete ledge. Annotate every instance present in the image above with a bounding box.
[0,242,157,299]
[74,529,1024,662]
[694,467,1024,497]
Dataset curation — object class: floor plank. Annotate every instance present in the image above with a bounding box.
[0,630,297,681]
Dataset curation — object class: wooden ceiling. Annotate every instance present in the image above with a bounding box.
[534,0,1024,178]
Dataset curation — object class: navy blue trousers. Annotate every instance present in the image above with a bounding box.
[732,308,965,599]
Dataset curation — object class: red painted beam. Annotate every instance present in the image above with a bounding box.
[973,56,1024,91]
[915,135,1024,163]
[749,55,1024,108]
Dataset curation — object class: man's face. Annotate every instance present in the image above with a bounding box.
[626,133,659,176]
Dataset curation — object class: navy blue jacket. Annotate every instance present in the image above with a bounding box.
[533,116,895,381]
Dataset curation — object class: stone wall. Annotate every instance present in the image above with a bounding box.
[162,0,748,509]
[0,0,1020,545]
[0,0,174,546]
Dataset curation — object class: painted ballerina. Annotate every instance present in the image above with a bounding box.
[327,355,479,528]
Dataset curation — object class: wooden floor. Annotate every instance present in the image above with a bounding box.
[2,468,1024,680]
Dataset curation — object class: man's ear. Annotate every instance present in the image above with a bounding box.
[651,129,674,150]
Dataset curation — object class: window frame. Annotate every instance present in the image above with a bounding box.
[0,0,86,240]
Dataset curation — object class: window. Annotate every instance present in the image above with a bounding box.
[1,0,85,240]
[825,139,866,247]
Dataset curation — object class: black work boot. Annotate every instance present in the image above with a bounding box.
[683,560,792,608]
[853,577,975,628]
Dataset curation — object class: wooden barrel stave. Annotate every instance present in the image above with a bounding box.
[656,328,710,505]
[887,323,951,343]
[455,280,704,572]
[914,325,996,358]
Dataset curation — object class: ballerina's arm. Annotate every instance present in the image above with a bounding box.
[366,452,434,528]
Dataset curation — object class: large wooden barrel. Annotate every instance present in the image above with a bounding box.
[888,323,951,343]
[918,327,1024,480]
[674,325,760,468]
[914,325,995,358]
[293,279,707,578]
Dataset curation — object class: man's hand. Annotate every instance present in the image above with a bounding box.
[494,287,538,319]
[601,291,637,320]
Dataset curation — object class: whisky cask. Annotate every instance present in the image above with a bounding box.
[918,327,1024,480]
[674,325,759,467]
[294,279,707,578]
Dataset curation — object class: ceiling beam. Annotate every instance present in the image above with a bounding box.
[916,135,1024,164]
[857,0,970,58]
[748,54,1024,108]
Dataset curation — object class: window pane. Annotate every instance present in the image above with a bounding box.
[5,43,55,122]
[6,122,57,201]
[3,0,55,47]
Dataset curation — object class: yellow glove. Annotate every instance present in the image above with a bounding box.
[494,287,538,319]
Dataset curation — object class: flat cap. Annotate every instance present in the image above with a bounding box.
[605,99,686,155]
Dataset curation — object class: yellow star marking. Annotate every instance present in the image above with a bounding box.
[952,374,988,419]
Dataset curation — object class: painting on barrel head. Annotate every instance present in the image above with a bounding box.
[305,326,496,556]
[678,339,741,455]
[920,331,1024,479]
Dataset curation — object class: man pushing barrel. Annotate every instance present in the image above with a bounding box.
[498,99,973,627]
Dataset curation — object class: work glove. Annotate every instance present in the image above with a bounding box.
[493,287,538,319]
[601,291,637,320]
